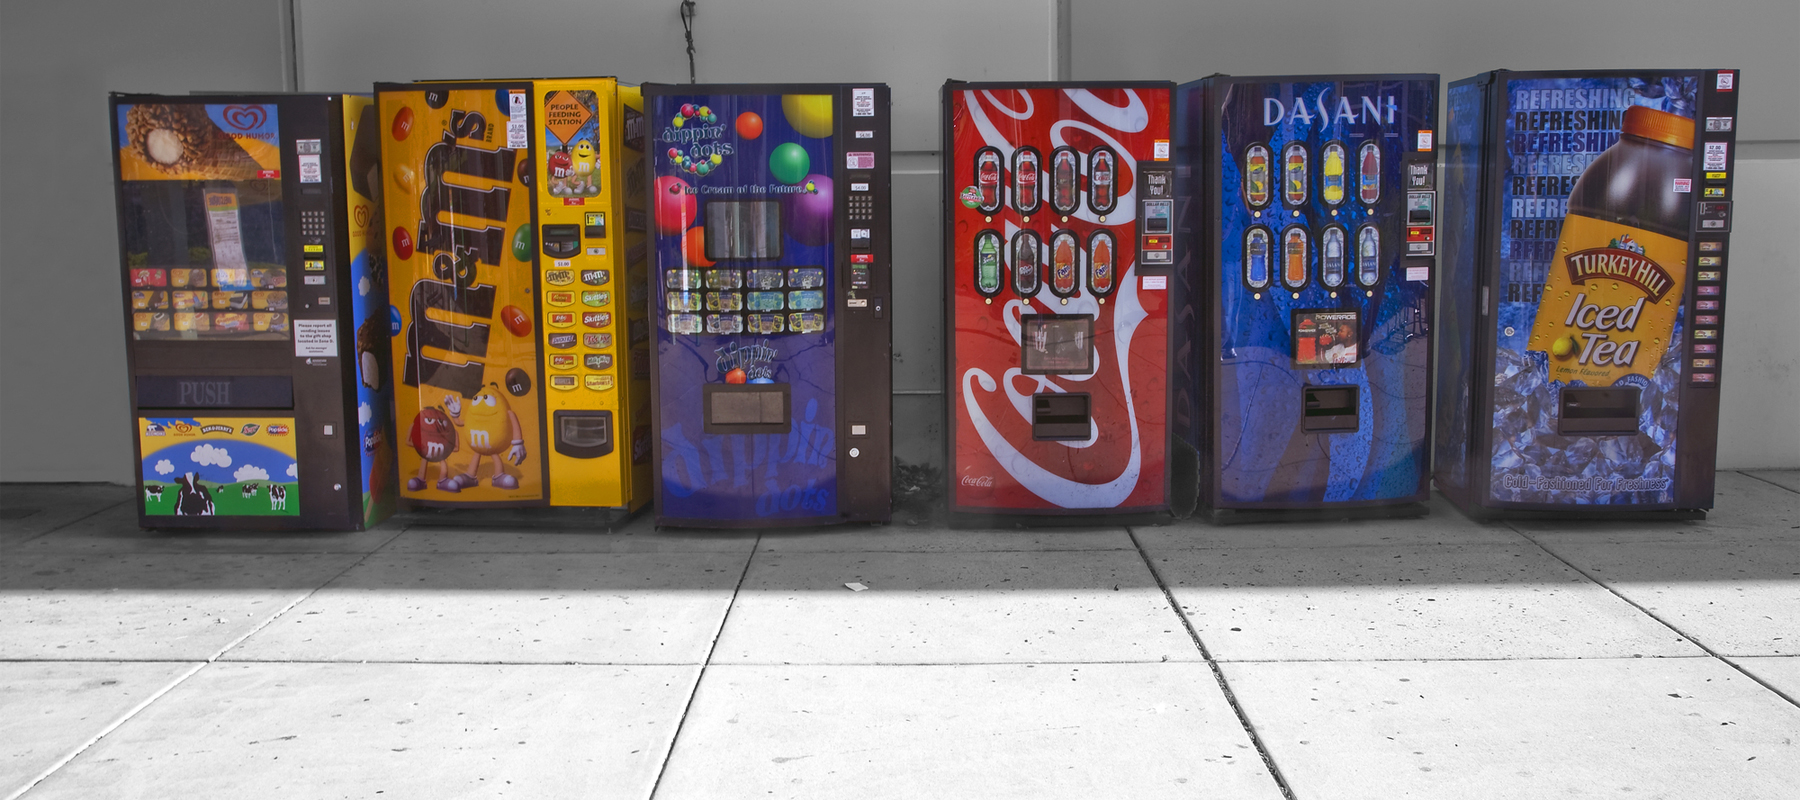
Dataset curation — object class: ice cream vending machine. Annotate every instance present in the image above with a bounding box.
[1434,69,1742,518]
[111,93,396,529]
[644,84,892,527]
[376,78,651,514]
[943,81,1182,521]
[1177,74,1439,519]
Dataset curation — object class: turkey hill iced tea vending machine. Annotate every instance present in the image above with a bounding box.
[376,79,651,515]
[1177,74,1439,520]
[645,84,892,528]
[111,93,396,529]
[944,81,1181,521]
[1434,69,1742,519]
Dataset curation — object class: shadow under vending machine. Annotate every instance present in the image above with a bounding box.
[1434,69,1742,519]
[112,93,396,529]
[644,83,892,528]
[1177,74,1439,521]
[943,81,1182,522]
[376,78,651,517]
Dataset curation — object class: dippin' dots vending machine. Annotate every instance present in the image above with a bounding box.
[1435,69,1742,519]
[943,81,1183,522]
[112,93,396,529]
[1177,74,1439,521]
[644,84,892,527]
[376,78,652,518]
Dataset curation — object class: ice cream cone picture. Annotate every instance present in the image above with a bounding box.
[124,105,266,180]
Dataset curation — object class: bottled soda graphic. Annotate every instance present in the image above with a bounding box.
[1245,227,1271,288]
[1089,232,1115,293]
[1014,148,1041,214]
[976,231,1002,295]
[1356,225,1380,286]
[1090,149,1117,212]
[1283,227,1309,288]
[975,149,1002,212]
[1244,145,1271,208]
[1528,105,1694,385]
[1012,230,1041,295]
[1321,226,1345,287]
[1051,148,1079,215]
[1358,142,1381,205]
[1283,143,1308,206]
[1051,231,1078,295]
[1322,142,1347,205]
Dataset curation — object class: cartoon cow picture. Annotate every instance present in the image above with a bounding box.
[145,486,164,503]
[172,473,215,516]
[241,483,260,499]
[269,485,287,511]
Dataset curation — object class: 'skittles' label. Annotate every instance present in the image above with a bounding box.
[1528,214,1686,385]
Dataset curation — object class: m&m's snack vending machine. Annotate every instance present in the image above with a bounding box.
[376,78,651,515]
[111,93,396,529]
[644,84,893,528]
[1434,69,1742,519]
[1176,74,1439,521]
[943,81,1183,522]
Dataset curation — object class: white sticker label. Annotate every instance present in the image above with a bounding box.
[586,247,604,256]
[293,319,337,357]
[1417,130,1435,151]
[1153,140,1170,160]
[507,91,528,149]
[851,182,869,192]
[1704,142,1728,171]
[1673,178,1692,193]
[1406,265,1430,281]
[853,88,875,117]
[1716,72,1735,91]
[1705,116,1734,132]
[303,275,325,285]
[855,130,874,139]
[1141,275,1167,290]
[850,228,871,241]
[847,297,868,308]
[298,153,322,183]
[555,259,573,267]
[846,152,875,170]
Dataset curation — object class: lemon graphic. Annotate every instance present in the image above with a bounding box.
[1550,334,1579,360]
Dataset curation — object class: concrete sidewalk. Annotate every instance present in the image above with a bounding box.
[3,473,1797,798]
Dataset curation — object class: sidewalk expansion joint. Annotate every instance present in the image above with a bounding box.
[15,499,132,546]
[1128,527,1299,800]
[647,532,762,800]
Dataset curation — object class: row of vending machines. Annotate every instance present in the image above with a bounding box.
[110,68,1741,530]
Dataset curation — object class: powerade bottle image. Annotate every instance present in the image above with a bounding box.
[1527,106,1694,385]
[1283,143,1308,205]
[1244,145,1271,207]
[1283,227,1308,288]
[1359,142,1381,205]
[1322,142,1346,205]
[1246,227,1271,288]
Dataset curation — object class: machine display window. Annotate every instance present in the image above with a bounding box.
[1049,146,1080,215]
[1087,231,1116,296]
[703,384,791,435]
[703,201,782,260]
[1321,141,1347,206]
[1242,143,1271,208]
[973,146,1003,214]
[1011,230,1041,296]
[1021,314,1094,375]
[974,229,1005,297]
[120,180,287,341]
[1049,230,1080,297]
[1088,147,1119,213]
[1244,226,1272,289]
[1012,147,1041,214]
[1282,142,1308,206]
[1293,309,1360,366]
[1281,226,1309,290]
[1355,224,1382,286]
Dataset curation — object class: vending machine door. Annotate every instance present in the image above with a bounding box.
[645,84,892,527]
[942,82,1176,520]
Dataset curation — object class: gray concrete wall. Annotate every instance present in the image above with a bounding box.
[2,0,1794,484]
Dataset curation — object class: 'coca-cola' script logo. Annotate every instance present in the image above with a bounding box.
[960,475,994,487]
[1565,248,1674,303]
[221,105,267,131]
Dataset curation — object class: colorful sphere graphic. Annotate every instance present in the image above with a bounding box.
[736,111,764,139]
[782,173,834,247]
[654,176,697,235]
[768,142,811,185]
[781,94,834,138]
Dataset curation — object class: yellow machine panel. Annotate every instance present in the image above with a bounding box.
[376,78,647,511]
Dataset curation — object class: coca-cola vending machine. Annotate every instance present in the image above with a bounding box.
[1176,74,1439,520]
[1434,69,1742,518]
[942,81,1186,522]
